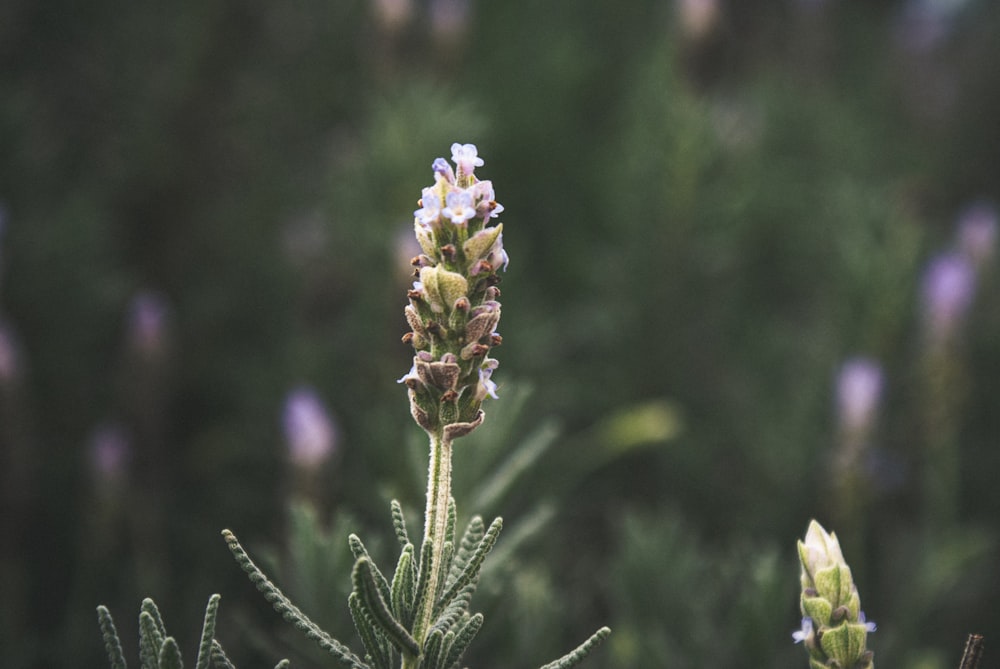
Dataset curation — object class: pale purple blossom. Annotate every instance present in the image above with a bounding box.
[859,611,877,633]
[921,251,976,343]
[470,180,504,219]
[442,190,476,225]
[432,157,456,185]
[487,232,509,271]
[476,358,499,400]
[792,617,813,644]
[450,143,483,177]
[283,387,337,468]
[415,189,443,225]
[836,357,884,434]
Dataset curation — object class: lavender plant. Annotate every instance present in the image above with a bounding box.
[97,144,608,669]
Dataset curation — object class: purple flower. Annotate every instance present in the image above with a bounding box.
[90,423,130,483]
[475,358,500,400]
[859,611,877,633]
[430,0,471,41]
[836,357,883,434]
[792,617,813,644]
[283,387,337,468]
[128,291,169,355]
[487,232,509,271]
[921,252,976,343]
[0,322,19,383]
[470,180,504,220]
[442,190,476,225]
[432,157,456,185]
[450,143,483,178]
[956,201,997,268]
[415,189,443,225]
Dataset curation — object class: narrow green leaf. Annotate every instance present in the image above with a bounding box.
[390,500,409,548]
[96,605,127,669]
[141,599,168,639]
[443,613,483,669]
[431,590,473,634]
[353,558,420,657]
[448,516,485,587]
[222,529,369,669]
[348,534,392,609]
[412,539,434,623]
[139,611,164,669]
[436,541,454,599]
[422,629,444,669]
[390,543,416,627]
[194,595,221,669]
[444,498,457,549]
[208,640,236,669]
[348,592,390,669]
[158,637,183,669]
[435,517,502,617]
[537,627,611,669]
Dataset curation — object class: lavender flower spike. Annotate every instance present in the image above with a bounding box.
[795,520,875,669]
[401,143,506,439]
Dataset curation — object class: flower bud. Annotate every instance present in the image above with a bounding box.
[794,521,875,669]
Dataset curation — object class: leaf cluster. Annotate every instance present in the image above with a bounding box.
[96,595,289,669]
[223,500,608,669]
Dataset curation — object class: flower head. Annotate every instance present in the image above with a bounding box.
[401,144,507,438]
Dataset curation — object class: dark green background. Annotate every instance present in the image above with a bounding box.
[2,1,999,667]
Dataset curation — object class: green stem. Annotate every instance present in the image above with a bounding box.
[406,430,453,668]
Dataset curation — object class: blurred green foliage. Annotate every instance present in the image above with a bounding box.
[2,0,1000,667]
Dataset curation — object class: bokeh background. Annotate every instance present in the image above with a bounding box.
[2,0,999,667]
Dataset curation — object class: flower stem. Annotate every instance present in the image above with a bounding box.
[409,429,453,660]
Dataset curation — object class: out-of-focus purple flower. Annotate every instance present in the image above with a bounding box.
[430,0,471,43]
[859,611,877,633]
[283,386,337,468]
[372,0,413,33]
[893,0,964,53]
[0,321,19,383]
[836,357,884,434]
[956,201,997,269]
[921,251,976,343]
[676,0,719,40]
[90,423,130,484]
[128,291,169,355]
